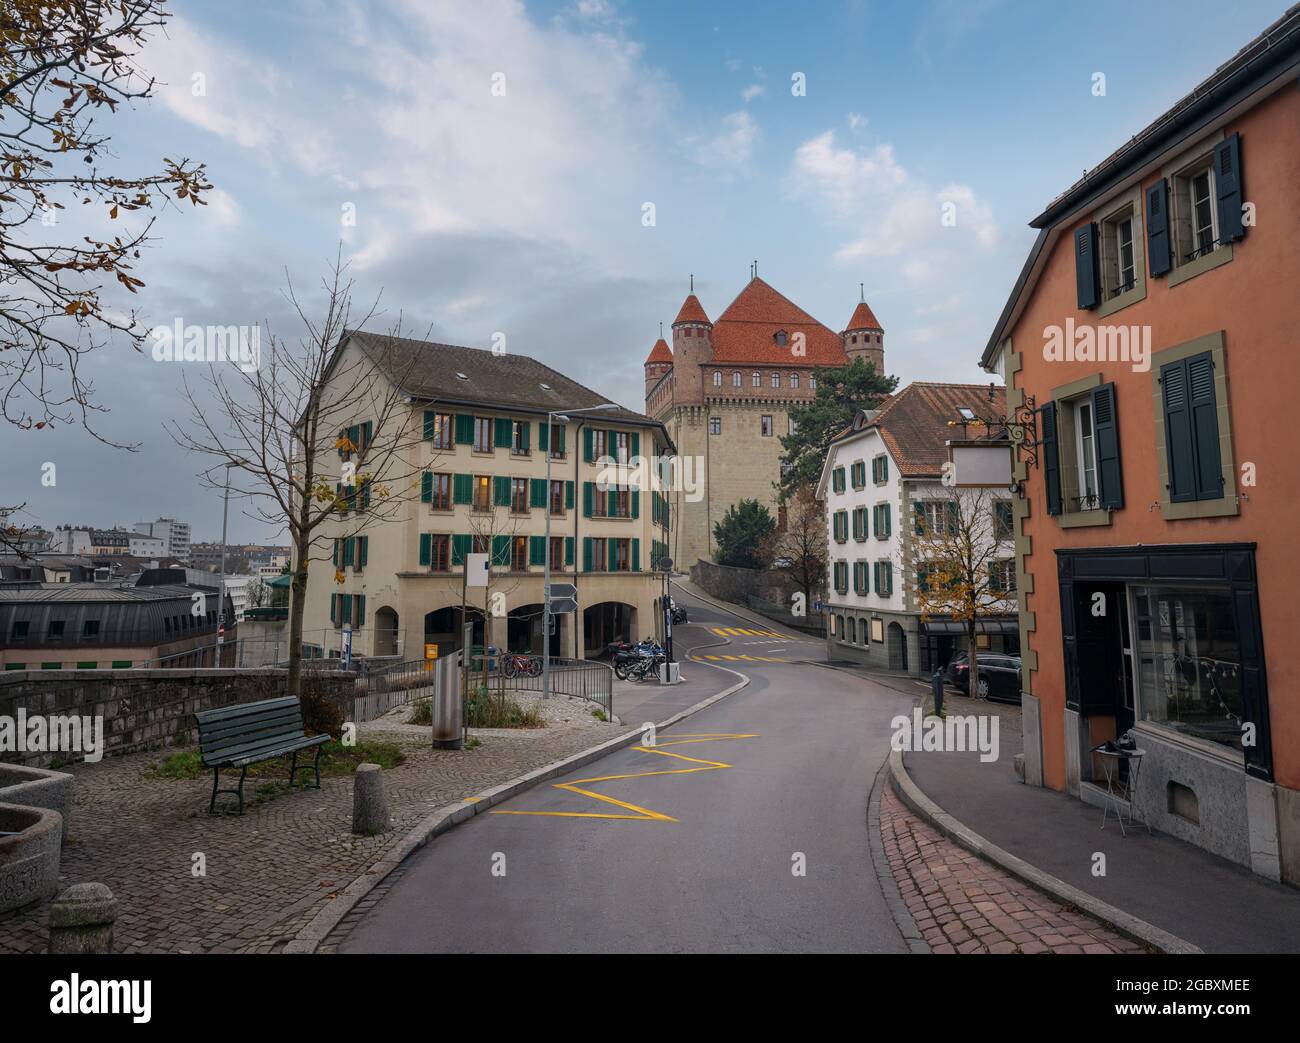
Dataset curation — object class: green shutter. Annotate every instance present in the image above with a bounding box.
[631,538,641,572]
[530,478,547,509]
[362,421,373,451]
[359,536,368,568]
[518,422,530,452]
[630,431,640,459]
[357,595,366,627]
[492,535,510,565]
[565,536,574,566]
[493,475,511,506]
[452,534,470,565]
[453,473,472,505]
[332,539,339,566]
[608,538,618,572]
[538,421,549,452]
[421,471,432,503]
[424,410,437,439]
[946,501,959,535]
[343,537,354,567]
[341,594,352,625]
[495,418,512,448]
[583,481,593,517]
[583,537,593,572]
[631,490,640,519]
[330,593,337,622]
[566,480,575,509]
[419,533,431,566]
[529,535,546,566]
[583,427,594,462]
[454,414,474,444]
[556,426,566,455]
[1040,400,1062,515]
[914,502,925,535]
[607,488,617,517]
[337,428,347,459]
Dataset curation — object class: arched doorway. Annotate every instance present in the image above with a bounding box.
[888,621,908,672]
[373,606,399,657]
[506,603,558,656]
[425,607,476,657]
[583,601,636,657]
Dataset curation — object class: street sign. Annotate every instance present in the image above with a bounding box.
[424,642,439,672]
[546,582,577,615]
[465,552,489,588]
[341,626,353,669]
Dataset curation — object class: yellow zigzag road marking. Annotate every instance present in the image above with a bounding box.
[490,734,758,822]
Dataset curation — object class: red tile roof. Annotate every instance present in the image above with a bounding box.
[836,382,1007,477]
[708,277,847,367]
[844,300,883,332]
[673,294,711,326]
[644,337,672,364]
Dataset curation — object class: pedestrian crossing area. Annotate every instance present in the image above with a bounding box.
[709,627,787,639]
[697,653,789,664]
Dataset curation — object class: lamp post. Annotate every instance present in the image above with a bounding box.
[216,459,247,666]
[544,402,619,700]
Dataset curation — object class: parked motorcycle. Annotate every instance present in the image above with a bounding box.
[609,638,664,681]
[668,597,688,625]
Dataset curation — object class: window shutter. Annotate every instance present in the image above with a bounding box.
[556,426,566,455]
[451,533,470,566]
[492,535,509,565]
[421,471,432,503]
[343,537,354,567]
[332,539,339,566]
[607,488,617,517]
[337,428,347,458]
[491,418,508,448]
[1040,400,1063,515]
[493,475,511,506]
[583,481,593,517]
[1091,383,1124,509]
[419,533,431,566]
[565,536,574,566]
[454,414,474,444]
[631,490,640,519]
[1214,133,1244,243]
[882,457,889,481]
[538,421,549,452]
[583,427,594,462]
[946,501,958,535]
[1074,223,1100,310]
[519,422,530,452]
[583,537,593,572]
[359,536,369,568]
[330,593,337,623]
[424,411,436,439]
[530,478,547,509]
[362,421,373,452]
[1146,179,1171,277]
[341,594,352,625]
[453,473,472,505]
[529,535,546,566]
[608,539,618,572]
[914,502,925,535]
[631,538,641,572]
[1161,358,1197,502]
[631,432,640,458]
[357,595,366,626]
[1188,354,1223,499]
[566,481,575,510]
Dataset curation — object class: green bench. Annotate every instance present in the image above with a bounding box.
[194,696,331,814]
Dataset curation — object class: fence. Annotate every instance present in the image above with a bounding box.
[478,656,614,718]
[352,655,455,724]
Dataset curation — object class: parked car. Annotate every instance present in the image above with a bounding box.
[945,651,1021,702]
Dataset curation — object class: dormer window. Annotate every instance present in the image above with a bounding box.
[774,330,788,346]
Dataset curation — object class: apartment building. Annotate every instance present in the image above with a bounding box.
[817,383,1017,677]
[299,331,674,661]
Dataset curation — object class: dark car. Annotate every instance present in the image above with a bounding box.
[946,651,1021,703]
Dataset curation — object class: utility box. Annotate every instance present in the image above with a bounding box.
[659,661,681,685]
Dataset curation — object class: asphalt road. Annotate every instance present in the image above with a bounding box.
[338,586,915,953]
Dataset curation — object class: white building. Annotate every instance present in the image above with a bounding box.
[134,518,192,561]
[128,534,167,558]
[816,383,1019,676]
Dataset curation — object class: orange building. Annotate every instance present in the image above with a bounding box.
[981,8,1300,884]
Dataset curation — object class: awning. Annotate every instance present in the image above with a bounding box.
[266,573,292,589]
[920,618,1019,636]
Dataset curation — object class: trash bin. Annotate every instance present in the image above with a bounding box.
[430,654,463,750]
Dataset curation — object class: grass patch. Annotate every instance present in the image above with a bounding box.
[408,699,431,725]
[466,686,544,729]
[591,708,607,722]
[146,739,405,782]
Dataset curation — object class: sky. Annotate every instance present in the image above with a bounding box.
[6,0,1287,542]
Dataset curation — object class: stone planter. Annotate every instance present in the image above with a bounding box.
[0,803,62,915]
[0,764,73,841]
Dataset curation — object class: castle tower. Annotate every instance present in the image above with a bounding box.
[644,334,673,401]
[670,285,712,407]
[842,289,885,375]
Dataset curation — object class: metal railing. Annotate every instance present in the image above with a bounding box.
[352,656,452,724]
[464,654,614,718]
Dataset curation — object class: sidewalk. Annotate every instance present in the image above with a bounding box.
[903,694,1300,953]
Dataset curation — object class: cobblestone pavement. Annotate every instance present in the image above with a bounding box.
[879,788,1148,954]
[0,699,632,954]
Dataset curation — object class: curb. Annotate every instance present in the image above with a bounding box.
[867,759,929,954]
[285,649,751,954]
[886,747,1203,955]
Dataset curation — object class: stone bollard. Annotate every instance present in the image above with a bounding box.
[1013,753,1026,782]
[351,763,390,836]
[48,882,117,955]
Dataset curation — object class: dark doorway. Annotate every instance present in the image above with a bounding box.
[1072,581,1134,733]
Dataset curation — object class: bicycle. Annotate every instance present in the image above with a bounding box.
[500,651,542,678]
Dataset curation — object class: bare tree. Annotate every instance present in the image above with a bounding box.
[464,499,528,685]
[908,487,1016,700]
[760,482,826,619]
[168,253,431,697]
[0,0,211,440]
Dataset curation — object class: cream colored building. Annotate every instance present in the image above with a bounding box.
[644,276,886,570]
[297,331,674,663]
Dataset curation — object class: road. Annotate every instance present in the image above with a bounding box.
[338,585,916,953]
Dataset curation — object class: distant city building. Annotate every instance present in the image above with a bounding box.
[134,518,191,561]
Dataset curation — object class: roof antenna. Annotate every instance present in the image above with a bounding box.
[860,282,865,302]
[689,273,694,293]
[753,259,758,278]
[659,321,664,338]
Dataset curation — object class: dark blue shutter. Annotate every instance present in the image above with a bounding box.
[1188,353,1223,500]
[1091,383,1123,509]
[1146,179,1171,277]
[1040,400,1062,516]
[1161,358,1197,502]
[1214,133,1244,243]
[1074,223,1099,310]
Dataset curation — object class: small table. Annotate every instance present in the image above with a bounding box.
[1092,744,1150,837]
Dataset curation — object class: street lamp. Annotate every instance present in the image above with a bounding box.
[544,402,619,700]
[216,459,247,666]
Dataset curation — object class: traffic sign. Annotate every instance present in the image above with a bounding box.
[465,552,489,588]
[546,582,577,615]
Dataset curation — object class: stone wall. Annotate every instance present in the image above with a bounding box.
[690,559,824,634]
[0,669,357,768]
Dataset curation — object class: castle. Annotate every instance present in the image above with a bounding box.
[644,274,886,570]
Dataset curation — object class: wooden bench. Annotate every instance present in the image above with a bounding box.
[194,697,331,814]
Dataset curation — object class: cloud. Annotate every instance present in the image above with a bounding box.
[787,129,997,281]
[694,111,759,172]
[741,83,765,102]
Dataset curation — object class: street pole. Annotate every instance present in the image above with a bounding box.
[216,463,234,667]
